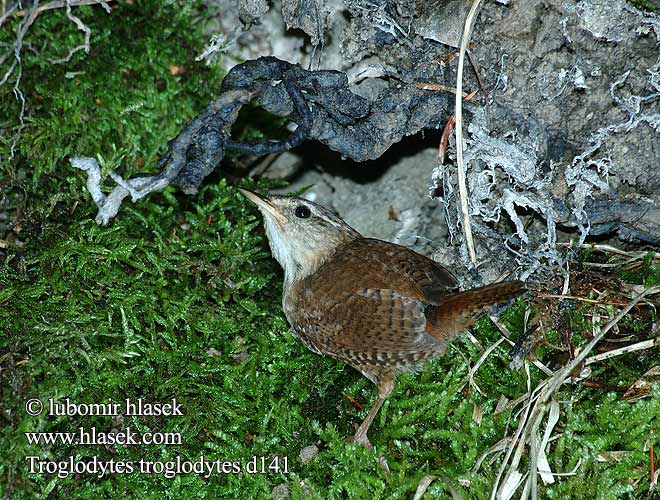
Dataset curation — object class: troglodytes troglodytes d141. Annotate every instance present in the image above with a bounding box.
[239,189,525,449]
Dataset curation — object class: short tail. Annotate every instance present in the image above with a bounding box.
[426,281,526,342]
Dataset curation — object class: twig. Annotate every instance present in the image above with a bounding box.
[0,0,39,162]
[47,0,92,64]
[538,293,649,307]
[455,0,482,265]
[14,0,112,17]
[0,2,17,26]
[538,294,602,304]
[581,379,627,392]
[584,338,659,365]
[341,391,364,410]
[416,82,470,97]
[438,89,478,163]
[466,49,489,103]
[438,115,456,164]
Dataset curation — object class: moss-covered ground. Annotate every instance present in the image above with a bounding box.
[629,0,660,12]
[1,2,659,498]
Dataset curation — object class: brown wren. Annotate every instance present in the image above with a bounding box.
[239,189,525,449]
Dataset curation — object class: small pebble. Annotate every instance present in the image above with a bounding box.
[298,444,319,464]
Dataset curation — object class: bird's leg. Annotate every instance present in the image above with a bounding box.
[352,397,384,449]
[352,375,394,449]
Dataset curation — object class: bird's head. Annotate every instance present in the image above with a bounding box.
[239,189,360,285]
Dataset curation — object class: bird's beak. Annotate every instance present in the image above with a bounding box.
[238,188,287,224]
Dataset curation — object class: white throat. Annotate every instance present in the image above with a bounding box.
[263,218,308,286]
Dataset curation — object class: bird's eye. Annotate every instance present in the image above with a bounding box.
[294,205,311,219]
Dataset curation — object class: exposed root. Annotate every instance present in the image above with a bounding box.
[0,0,112,162]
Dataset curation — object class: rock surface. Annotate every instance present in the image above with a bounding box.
[273,143,449,259]
[202,0,660,279]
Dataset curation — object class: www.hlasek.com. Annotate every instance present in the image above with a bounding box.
[25,426,181,446]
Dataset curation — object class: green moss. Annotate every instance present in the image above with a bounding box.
[1,0,224,207]
[628,0,660,12]
[620,252,660,288]
[547,389,659,499]
[1,178,289,498]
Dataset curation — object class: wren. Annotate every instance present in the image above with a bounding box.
[239,189,525,449]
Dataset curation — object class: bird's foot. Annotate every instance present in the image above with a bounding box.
[350,432,391,476]
[351,429,373,450]
[378,455,391,476]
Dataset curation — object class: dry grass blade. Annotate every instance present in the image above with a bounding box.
[491,362,533,500]
[488,314,554,376]
[560,243,659,269]
[468,337,505,396]
[454,0,482,265]
[413,475,438,500]
[622,365,660,401]
[413,475,464,500]
[474,437,512,473]
[536,400,560,485]
[545,286,659,394]
[492,286,660,499]
[585,338,660,366]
